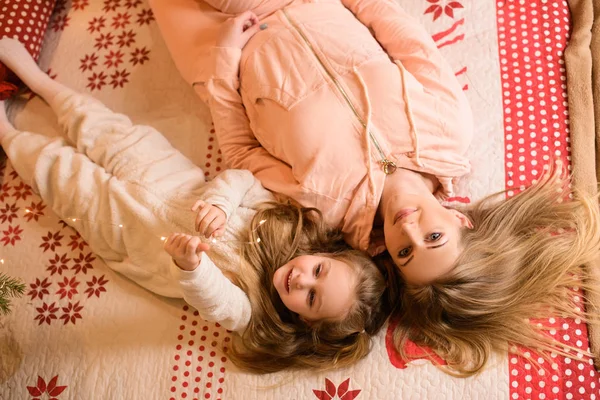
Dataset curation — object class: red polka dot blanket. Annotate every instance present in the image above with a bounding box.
[1,1,597,399]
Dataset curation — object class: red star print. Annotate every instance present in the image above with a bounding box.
[1,225,23,246]
[12,182,33,201]
[26,376,67,398]
[425,0,464,20]
[34,302,59,325]
[103,0,120,12]
[85,275,109,298]
[72,0,90,11]
[0,203,19,224]
[130,46,150,65]
[52,14,70,32]
[40,231,64,252]
[28,277,52,300]
[112,12,131,29]
[88,16,106,33]
[117,30,136,48]
[110,69,130,88]
[87,71,108,91]
[0,183,10,202]
[72,252,96,275]
[80,53,99,72]
[124,0,142,8]
[24,201,46,222]
[104,50,125,68]
[46,253,71,276]
[56,276,80,300]
[60,302,84,325]
[67,232,88,251]
[94,33,114,50]
[136,9,155,25]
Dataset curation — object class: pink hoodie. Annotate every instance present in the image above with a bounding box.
[151,0,473,253]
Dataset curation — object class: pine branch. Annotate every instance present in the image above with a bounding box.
[0,273,26,315]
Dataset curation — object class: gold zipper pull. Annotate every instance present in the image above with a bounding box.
[381,159,397,175]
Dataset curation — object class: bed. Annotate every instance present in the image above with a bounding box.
[1,0,598,398]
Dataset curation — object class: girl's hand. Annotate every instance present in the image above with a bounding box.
[164,233,211,271]
[192,200,227,238]
[216,11,261,49]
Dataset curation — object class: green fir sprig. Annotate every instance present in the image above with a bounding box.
[0,273,26,315]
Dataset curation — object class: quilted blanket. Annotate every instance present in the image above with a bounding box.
[0,0,598,399]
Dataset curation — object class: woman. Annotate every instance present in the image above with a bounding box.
[151,0,474,283]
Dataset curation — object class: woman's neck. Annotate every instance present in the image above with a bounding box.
[377,169,439,221]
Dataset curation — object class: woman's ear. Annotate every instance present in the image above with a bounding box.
[451,210,473,229]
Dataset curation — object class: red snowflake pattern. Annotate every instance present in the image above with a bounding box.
[80,53,99,72]
[12,182,33,201]
[94,33,114,50]
[56,276,80,300]
[88,16,106,33]
[425,0,464,20]
[34,302,59,325]
[40,231,63,252]
[26,376,67,399]
[103,0,121,12]
[124,0,142,8]
[136,9,154,26]
[72,252,96,275]
[313,378,361,400]
[85,275,109,298]
[52,15,70,32]
[1,225,23,246]
[60,302,84,325]
[0,203,19,224]
[110,69,130,88]
[24,201,46,222]
[72,0,90,11]
[130,46,149,65]
[87,72,108,91]
[104,50,125,68]
[67,232,87,251]
[112,12,131,29]
[117,30,136,48]
[0,183,11,202]
[28,278,52,300]
[46,253,71,276]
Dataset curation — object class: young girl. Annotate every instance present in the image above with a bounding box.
[0,38,392,373]
[151,0,474,283]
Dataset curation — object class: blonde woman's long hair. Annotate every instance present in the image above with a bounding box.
[390,165,600,377]
[228,202,395,374]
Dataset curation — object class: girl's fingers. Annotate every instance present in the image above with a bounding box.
[199,212,218,237]
[185,236,201,257]
[241,22,261,42]
[191,199,205,212]
[195,205,212,231]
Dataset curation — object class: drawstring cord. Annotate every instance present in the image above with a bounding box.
[353,66,375,194]
[395,60,424,167]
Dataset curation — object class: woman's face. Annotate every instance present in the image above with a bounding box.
[272,255,357,322]
[382,193,471,284]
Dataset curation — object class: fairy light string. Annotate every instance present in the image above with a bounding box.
[20,208,266,246]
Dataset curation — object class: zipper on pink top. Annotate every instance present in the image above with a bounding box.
[282,9,397,175]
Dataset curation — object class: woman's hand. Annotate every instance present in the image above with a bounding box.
[216,11,261,49]
[164,233,211,271]
[192,200,227,238]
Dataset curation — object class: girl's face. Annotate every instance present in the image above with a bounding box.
[382,193,472,284]
[272,255,357,322]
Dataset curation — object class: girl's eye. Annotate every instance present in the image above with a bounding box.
[398,247,411,258]
[309,290,316,307]
[315,264,322,277]
[428,232,442,241]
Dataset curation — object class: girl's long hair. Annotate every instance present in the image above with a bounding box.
[227,202,395,373]
[390,166,600,377]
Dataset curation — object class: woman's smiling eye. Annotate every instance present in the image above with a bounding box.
[398,247,411,258]
[428,232,442,241]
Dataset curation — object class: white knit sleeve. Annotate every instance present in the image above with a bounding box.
[169,254,251,332]
[199,169,258,220]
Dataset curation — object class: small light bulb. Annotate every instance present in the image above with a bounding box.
[118,224,123,228]
[256,237,261,243]
[160,236,167,241]
[72,218,77,222]
[211,238,217,243]
[0,259,4,264]
[259,219,266,225]
[24,209,31,213]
